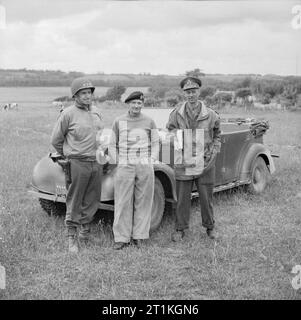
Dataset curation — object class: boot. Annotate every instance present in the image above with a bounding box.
[67,226,79,254]
[171,230,185,242]
[113,242,129,250]
[206,228,217,240]
[132,239,144,249]
[78,223,102,245]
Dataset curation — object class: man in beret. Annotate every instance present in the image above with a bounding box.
[166,76,221,241]
[109,91,160,250]
[51,77,104,253]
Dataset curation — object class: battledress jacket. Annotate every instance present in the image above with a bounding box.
[166,101,221,182]
[51,104,104,161]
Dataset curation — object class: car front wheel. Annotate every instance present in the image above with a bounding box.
[247,156,271,194]
[39,198,66,216]
[150,177,165,232]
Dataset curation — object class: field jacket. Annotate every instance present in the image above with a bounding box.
[51,104,104,161]
[166,100,221,181]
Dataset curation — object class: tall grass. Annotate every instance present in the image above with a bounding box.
[0,102,301,299]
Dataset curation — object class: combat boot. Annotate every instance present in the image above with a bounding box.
[68,235,79,254]
[67,227,79,254]
[113,242,129,250]
[132,239,144,249]
[206,228,217,240]
[171,230,185,242]
[78,223,102,246]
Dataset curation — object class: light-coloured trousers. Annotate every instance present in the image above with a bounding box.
[113,163,154,243]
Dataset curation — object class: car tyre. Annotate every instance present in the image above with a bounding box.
[150,177,165,232]
[247,156,271,194]
[39,198,66,216]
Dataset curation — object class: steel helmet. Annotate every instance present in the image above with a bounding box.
[71,77,95,98]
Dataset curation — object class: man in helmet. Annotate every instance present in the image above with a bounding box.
[51,77,104,253]
[166,76,221,241]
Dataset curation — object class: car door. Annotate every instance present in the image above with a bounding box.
[222,124,250,183]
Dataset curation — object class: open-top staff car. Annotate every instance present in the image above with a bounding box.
[28,108,276,231]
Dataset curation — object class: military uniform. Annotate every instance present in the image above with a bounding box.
[51,78,104,251]
[109,92,159,248]
[166,77,221,238]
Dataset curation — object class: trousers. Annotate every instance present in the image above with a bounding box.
[175,178,215,231]
[113,163,154,243]
[65,159,102,233]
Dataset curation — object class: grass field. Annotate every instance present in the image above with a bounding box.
[0,97,301,300]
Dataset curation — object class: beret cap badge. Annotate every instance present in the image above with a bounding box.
[124,91,145,103]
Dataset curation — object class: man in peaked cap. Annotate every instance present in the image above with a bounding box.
[109,91,160,250]
[166,76,221,241]
[180,76,203,91]
[51,77,105,253]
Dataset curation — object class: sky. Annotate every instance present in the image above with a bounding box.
[0,0,300,75]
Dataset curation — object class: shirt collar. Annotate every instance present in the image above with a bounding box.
[75,98,91,111]
[178,100,209,120]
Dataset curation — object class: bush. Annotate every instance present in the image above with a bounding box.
[261,93,272,105]
[211,92,233,109]
[144,96,160,108]
[185,68,205,77]
[102,85,126,101]
[164,88,184,107]
[204,96,214,107]
[54,95,72,102]
[235,87,252,99]
[236,77,252,89]
[296,94,301,109]
[148,87,169,99]
[263,85,279,98]
[199,86,216,99]
[214,92,232,103]
[281,84,297,102]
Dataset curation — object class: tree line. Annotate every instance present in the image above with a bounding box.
[2,68,301,110]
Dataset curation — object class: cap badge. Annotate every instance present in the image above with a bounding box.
[183,79,198,90]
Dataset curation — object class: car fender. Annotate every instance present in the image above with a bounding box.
[100,166,117,201]
[239,143,275,182]
[31,154,116,202]
[153,162,177,202]
[31,155,66,194]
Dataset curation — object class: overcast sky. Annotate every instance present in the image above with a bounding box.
[0,0,300,75]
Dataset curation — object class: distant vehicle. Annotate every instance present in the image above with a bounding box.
[28,108,276,231]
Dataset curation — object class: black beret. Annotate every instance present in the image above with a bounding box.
[124,91,144,103]
[180,76,202,90]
